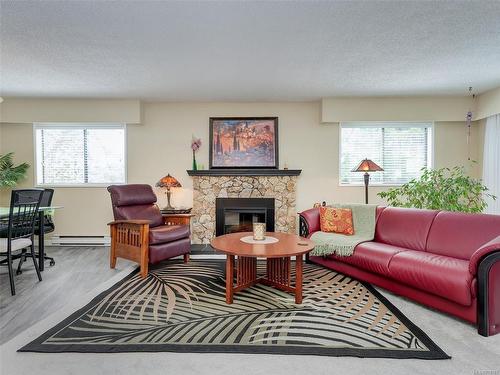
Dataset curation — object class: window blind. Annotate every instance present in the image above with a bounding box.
[340,122,432,185]
[35,124,126,186]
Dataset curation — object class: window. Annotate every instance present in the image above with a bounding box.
[34,123,126,186]
[340,122,432,185]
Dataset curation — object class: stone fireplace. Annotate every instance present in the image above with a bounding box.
[190,172,300,244]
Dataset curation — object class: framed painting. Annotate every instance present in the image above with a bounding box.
[209,117,278,169]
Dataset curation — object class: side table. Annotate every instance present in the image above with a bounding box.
[161,213,195,226]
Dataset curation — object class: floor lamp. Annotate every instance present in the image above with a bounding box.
[352,159,384,204]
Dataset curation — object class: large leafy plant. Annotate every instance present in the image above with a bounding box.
[378,165,496,213]
[0,152,30,187]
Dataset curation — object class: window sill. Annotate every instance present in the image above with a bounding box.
[338,183,404,187]
[35,183,126,188]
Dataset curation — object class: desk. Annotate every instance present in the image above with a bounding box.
[0,206,63,271]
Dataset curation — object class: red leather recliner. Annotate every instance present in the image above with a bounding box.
[107,184,191,277]
[299,206,500,336]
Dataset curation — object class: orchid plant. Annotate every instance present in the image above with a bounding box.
[191,136,202,170]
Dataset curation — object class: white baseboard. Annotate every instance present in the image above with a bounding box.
[48,236,111,246]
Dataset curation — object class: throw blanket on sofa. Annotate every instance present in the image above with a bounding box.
[310,204,377,257]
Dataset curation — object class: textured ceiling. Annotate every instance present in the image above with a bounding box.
[1,0,500,101]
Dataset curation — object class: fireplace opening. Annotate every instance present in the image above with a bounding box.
[216,198,275,236]
[224,209,266,234]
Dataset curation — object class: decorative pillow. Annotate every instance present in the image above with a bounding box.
[319,207,354,235]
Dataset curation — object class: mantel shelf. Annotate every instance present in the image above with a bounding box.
[187,169,302,177]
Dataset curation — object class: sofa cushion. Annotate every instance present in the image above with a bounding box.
[375,207,438,251]
[426,211,500,260]
[319,207,354,235]
[329,241,408,275]
[375,206,386,221]
[388,250,473,306]
[0,238,32,252]
[149,225,190,245]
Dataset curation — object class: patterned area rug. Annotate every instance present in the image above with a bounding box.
[20,260,449,359]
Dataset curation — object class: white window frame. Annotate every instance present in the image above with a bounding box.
[339,121,434,187]
[33,123,128,188]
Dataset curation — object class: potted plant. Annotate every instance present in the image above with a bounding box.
[378,164,496,213]
[0,152,30,187]
[191,136,202,171]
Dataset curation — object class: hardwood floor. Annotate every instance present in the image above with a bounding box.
[2,245,500,375]
[0,244,219,344]
[0,246,134,345]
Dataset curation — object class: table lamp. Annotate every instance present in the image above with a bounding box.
[156,174,181,210]
[352,158,383,204]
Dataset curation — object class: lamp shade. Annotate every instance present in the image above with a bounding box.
[352,158,384,172]
[156,174,182,188]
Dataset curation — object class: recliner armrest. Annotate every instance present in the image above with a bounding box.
[469,235,500,274]
[108,219,151,226]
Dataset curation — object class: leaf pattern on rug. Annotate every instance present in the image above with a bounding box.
[20,260,449,359]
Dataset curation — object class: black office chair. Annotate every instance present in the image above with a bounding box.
[0,189,44,295]
[16,189,56,275]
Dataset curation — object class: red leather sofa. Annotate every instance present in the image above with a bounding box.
[299,206,500,336]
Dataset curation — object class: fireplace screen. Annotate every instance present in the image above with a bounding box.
[223,209,266,234]
[215,198,275,236]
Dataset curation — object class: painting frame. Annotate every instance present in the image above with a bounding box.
[209,117,279,169]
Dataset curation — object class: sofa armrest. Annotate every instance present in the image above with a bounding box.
[469,235,500,274]
[298,208,321,237]
[477,250,500,336]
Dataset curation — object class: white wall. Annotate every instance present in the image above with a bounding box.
[0,98,142,123]
[476,87,500,120]
[321,96,476,122]
[0,100,484,237]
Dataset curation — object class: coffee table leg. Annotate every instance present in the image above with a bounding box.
[226,255,234,304]
[295,254,303,304]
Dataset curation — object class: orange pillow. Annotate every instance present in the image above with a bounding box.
[319,207,354,235]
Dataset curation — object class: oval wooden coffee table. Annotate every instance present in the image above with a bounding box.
[211,232,315,304]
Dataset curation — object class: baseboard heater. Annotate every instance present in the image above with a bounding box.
[49,236,111,247]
